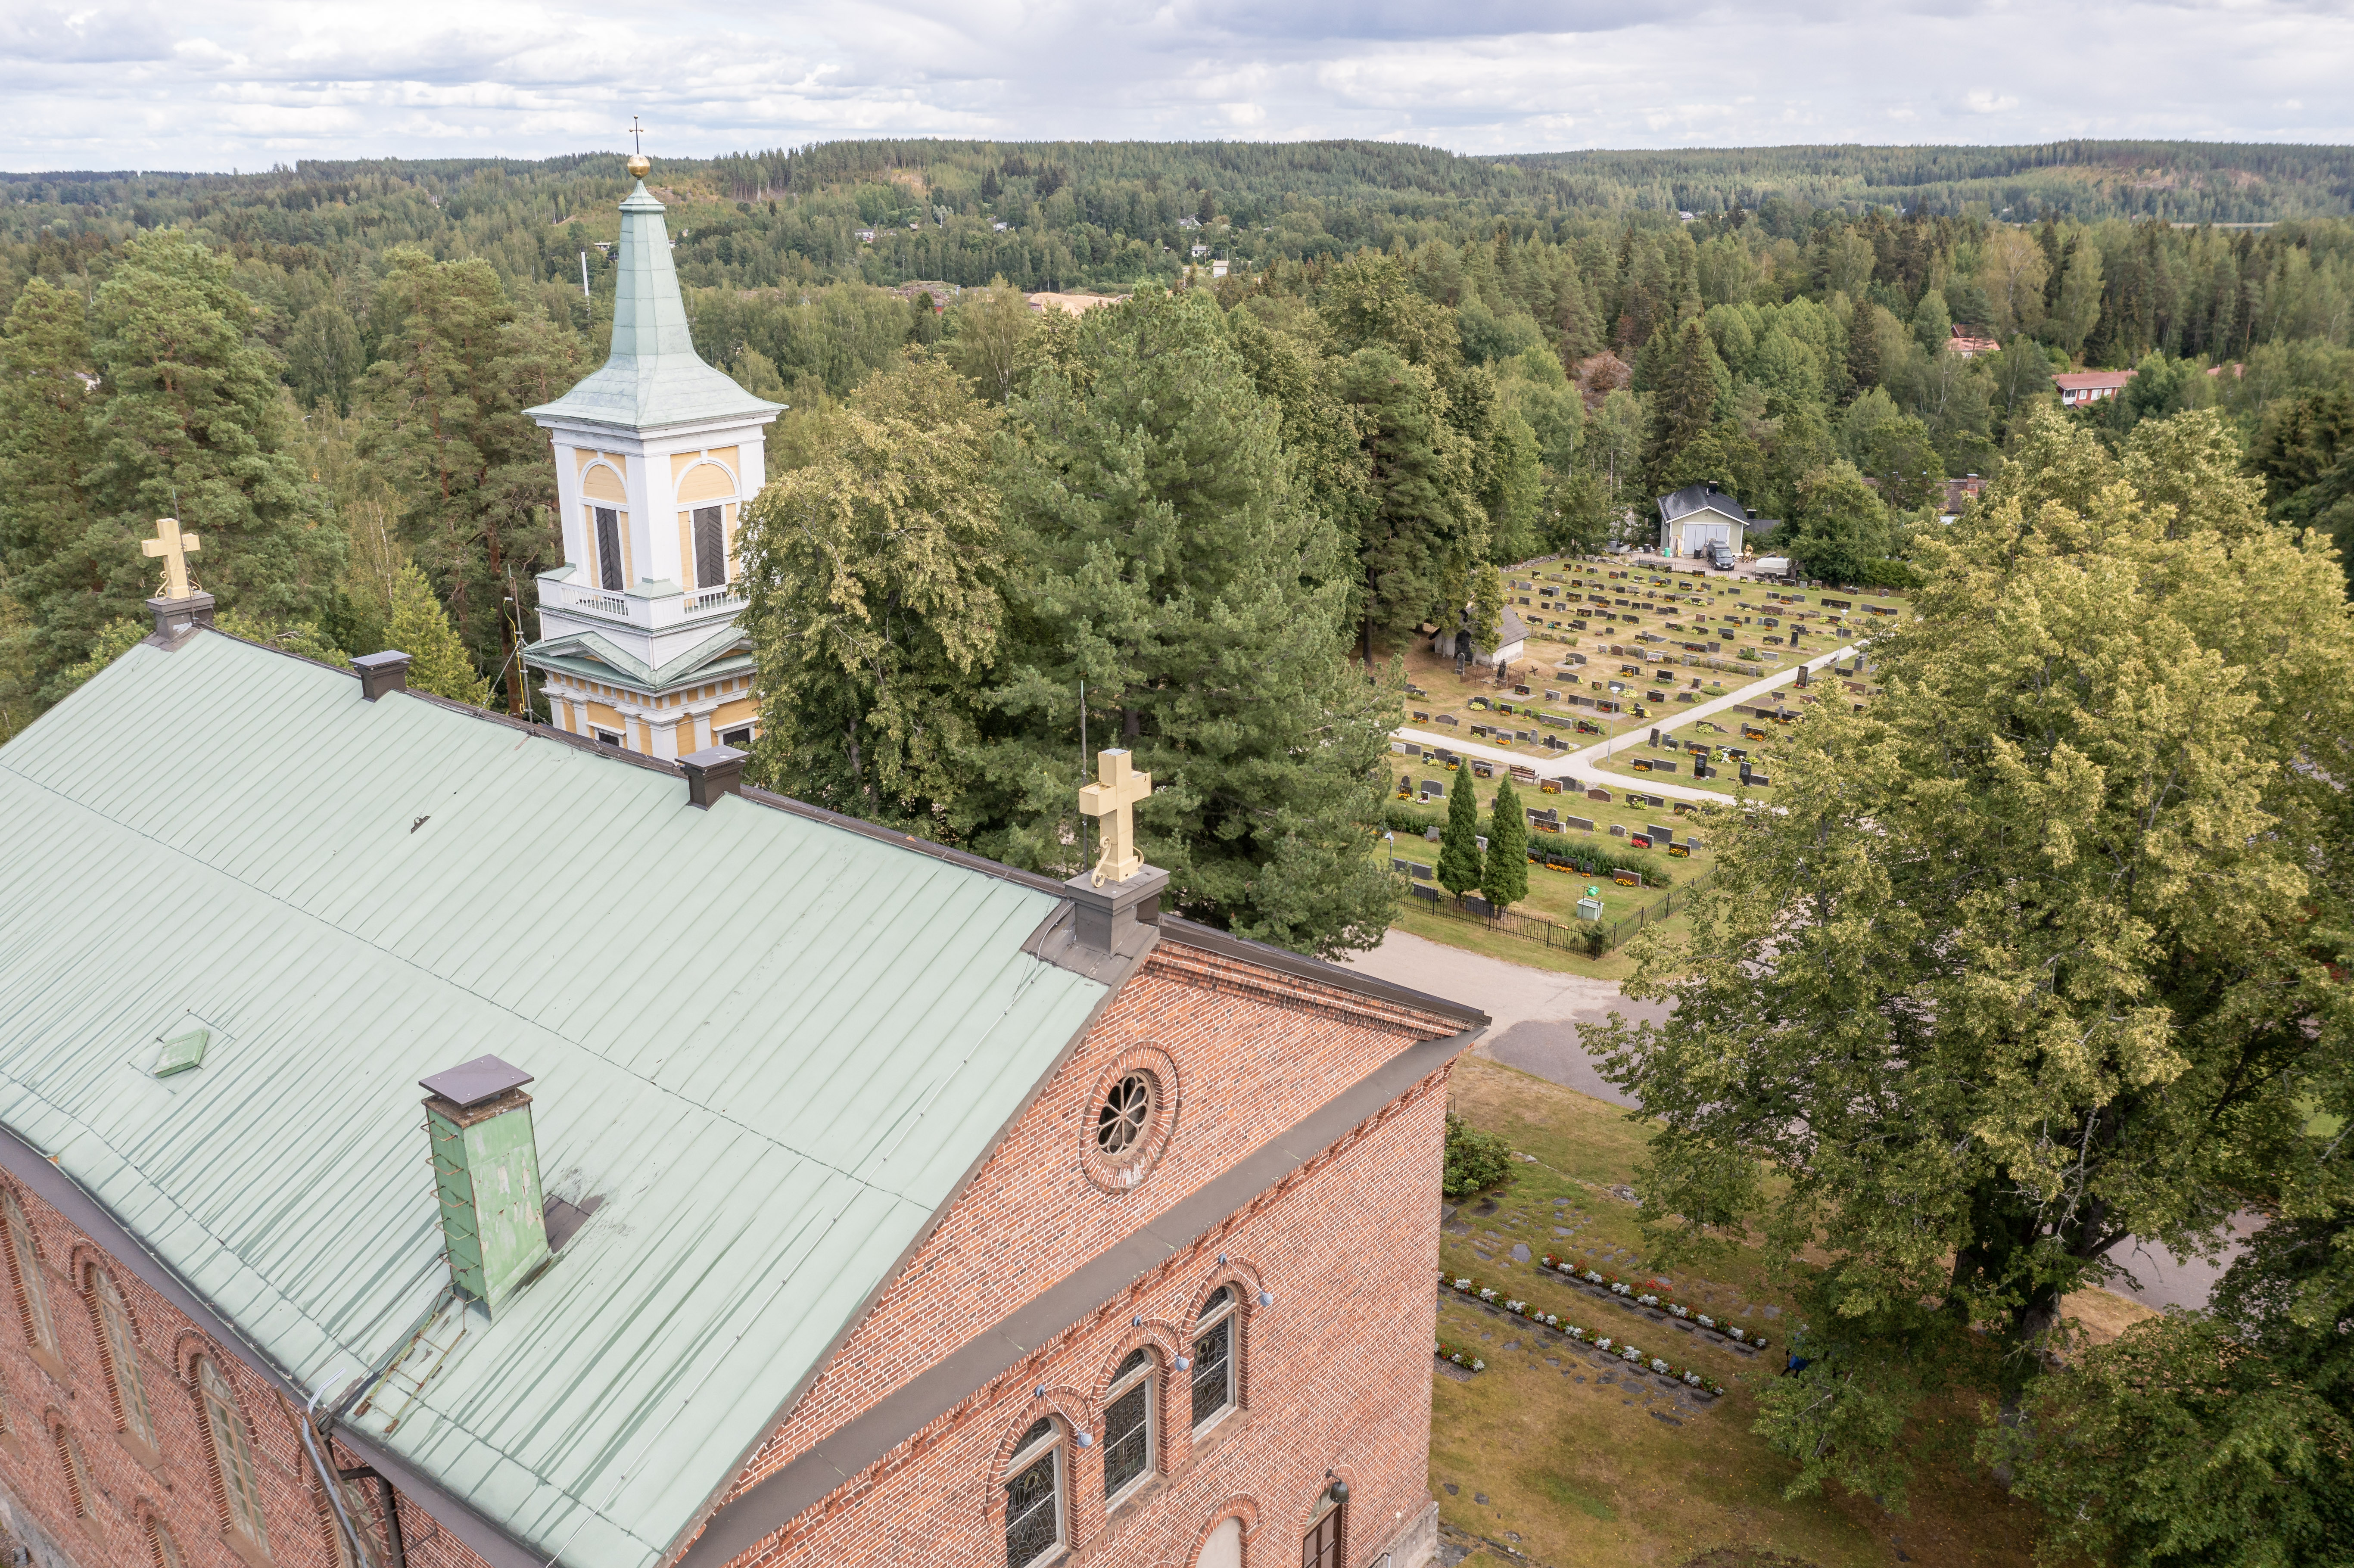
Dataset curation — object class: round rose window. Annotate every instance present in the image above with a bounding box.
[1095,1073,1155,1157]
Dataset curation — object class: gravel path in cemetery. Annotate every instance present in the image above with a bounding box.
[1392,639,1866,807]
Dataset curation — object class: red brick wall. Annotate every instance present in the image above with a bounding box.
[0,1176,451,1568]
[717,1071,1448,1568]
[705,938,1460,1568]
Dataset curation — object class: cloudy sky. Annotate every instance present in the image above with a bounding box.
[3,0,2346,171]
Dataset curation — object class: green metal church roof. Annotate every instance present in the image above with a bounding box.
[527,181,783,433]
[0,633,1107,1568]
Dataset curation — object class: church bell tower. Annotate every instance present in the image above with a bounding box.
[522,141,783,759]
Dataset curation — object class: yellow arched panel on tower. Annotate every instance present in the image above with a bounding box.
[582,464,628,503]
[677,462,736,504]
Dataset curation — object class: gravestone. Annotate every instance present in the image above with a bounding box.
[1564,815,1594,832]
[1588,788,1612,803]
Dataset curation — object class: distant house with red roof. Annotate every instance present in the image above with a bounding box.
[2054,369,2135,407]
[1948,325,2001,357]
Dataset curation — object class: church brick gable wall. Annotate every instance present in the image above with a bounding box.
[713,1072,1448,1568]
[701,939,1463,1566]
[0,1174,421,1568]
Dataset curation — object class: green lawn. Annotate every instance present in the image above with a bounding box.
[1435,1057,2057,1568]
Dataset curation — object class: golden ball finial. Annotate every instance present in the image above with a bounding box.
[627,153,651,179]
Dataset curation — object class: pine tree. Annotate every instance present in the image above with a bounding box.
[984,288,1399,956]
[0,277,140,699]
[1437,764,1484,896]
[1338,345,1478,655]
[87,230,335,626]
[1640,320,1729,493]
[1470,561,1504,657]
[1482,773,1529,908]
[386,564,492,706]
[360,249,579,713]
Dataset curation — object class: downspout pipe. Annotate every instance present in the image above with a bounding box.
[304,1376,377,1568]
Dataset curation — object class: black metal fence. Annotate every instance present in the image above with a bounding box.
[1393,866,1717,952]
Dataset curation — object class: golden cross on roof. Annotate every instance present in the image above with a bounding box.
[141,516,200,600]
[624,116,651,179]
[1079,749,1152,886]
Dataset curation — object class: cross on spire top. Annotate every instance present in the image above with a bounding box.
[626,115,648,156]
[142,517,200,600]
[1079,749,1152,886]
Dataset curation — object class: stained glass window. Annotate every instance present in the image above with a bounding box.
[1103,1350,1152,1500]
[1192,1287,1236,1430]
[1004,1422,1061,1568]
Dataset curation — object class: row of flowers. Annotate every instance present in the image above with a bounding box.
[1435,1335,1486,1372]
[1445,1276,1728,1397]
[1539,1255,1772,1351]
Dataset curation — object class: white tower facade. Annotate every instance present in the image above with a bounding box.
[523,173,783,759]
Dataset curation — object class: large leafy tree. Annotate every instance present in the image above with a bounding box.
[1591,409,2354,1506]
[1991,1210,2353,1568]
[738,355,1006,833]
[360,248,580,712]
[984,288,1400,955]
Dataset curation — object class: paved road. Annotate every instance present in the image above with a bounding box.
[1340,928,1659,1106]
[1348,927,2238,1310]
[1395,641,1866,807]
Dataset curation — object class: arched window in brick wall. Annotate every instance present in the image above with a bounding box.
[1191,1286,1240,1432]
[1,1190,57,1358]
[1102,1348,1156,1503]
[1004,1416,1065,1568]
[195,1357,270,1551]
[88,1266,156,1449]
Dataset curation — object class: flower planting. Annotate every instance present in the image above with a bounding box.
[1435,1335,1486,1372]
[1442,1273,1727,1397]
[1540,1254,1770,1354]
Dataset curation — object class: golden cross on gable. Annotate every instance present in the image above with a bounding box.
[1079,749,1152,886]
[142,516,200,600]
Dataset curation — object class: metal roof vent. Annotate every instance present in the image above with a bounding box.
[420,1055,551,1314]
[679,744,747,808]
[354,651,411,701]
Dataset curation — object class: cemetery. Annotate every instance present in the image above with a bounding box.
[1382,764,1720,978]
[1395,558,1913,776]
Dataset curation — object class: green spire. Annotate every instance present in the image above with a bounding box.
[526,181,781,432]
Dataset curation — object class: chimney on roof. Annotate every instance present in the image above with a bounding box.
[679,745,747,808]
[353,650,411,701]
[419,1056,552,1315]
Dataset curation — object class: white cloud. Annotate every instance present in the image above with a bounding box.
[2,0,2351,170]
